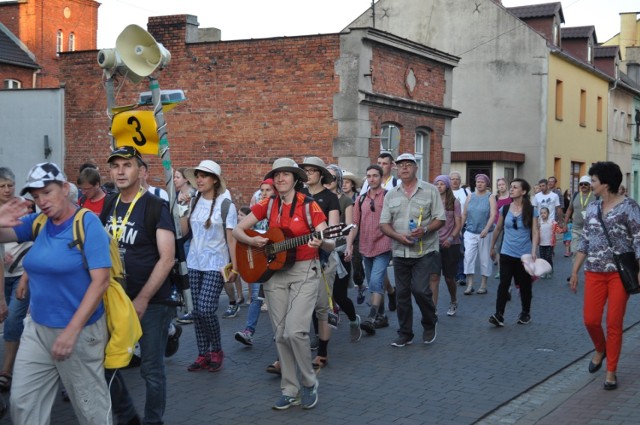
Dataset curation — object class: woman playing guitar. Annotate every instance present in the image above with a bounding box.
[232,158,333,410]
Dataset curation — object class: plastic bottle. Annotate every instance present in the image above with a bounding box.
[409,219,417,244]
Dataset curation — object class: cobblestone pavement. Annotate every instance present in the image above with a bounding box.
[2,245,640,424]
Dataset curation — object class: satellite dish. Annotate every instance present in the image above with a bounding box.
[97,24,171,83]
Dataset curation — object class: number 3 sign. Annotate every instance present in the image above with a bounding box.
[111,110,160,155]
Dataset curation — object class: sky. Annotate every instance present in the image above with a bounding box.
[97,0,639,49]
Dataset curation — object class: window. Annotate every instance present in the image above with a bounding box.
[415,129,431,181]
[587,43,593,63]
[3,79,21,89]
[579,89,586,127]
[380,123,400,156]
[635,109,639,142]
[570,162,582,193]
[555,80,563,121]
[56,30,63,53]
[68,32,75,51]
[597,96,603,131]
[553,23,559,46]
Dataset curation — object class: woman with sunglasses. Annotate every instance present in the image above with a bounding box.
[489,178,539,327]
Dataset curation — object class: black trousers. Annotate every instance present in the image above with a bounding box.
[496,254,532,316]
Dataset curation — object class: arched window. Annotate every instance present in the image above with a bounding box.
[380,123,401,157]
[56,30,64,53]
[4,79,22,89]
[68,32,75,51]
[415,129,431,180]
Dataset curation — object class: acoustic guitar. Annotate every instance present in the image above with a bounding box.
[236,224,351,283]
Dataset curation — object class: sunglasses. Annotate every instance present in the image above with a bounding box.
[579,183,590,187]
[369,199,375,212]
[512,216,518,230]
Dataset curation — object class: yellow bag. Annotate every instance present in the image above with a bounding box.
[32,209,142,369]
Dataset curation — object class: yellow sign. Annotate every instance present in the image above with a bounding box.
[111,110,160,155]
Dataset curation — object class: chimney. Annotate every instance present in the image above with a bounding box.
[619,12,639,60]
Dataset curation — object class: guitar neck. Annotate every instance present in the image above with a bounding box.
[269,230,324,255]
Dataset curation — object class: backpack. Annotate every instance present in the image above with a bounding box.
[32,209,142,369]
[357,190,388,209]
[501,204,532,239]
[266,194,314,232]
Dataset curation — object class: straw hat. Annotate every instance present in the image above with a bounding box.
[263,158,307,182]
[184,160,226,193]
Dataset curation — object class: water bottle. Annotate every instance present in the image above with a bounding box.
[409,219,417,244]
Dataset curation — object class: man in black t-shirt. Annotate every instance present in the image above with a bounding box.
[301,157,340,369]
[102,146,176,425]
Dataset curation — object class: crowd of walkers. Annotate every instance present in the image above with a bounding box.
[0,151,638,423]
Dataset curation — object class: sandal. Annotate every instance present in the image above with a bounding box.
[0,372,11,392]
[464,287,474,295]
[477,287,487,295]
[266,361,281,375]
[312,356,328,370]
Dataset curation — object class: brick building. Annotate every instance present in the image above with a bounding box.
[57,15,459,203]
[0,0,98,88]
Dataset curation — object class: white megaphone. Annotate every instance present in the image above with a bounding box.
[97,24,171,83]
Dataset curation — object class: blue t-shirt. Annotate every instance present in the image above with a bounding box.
[103,192,175,303]
[14,211,110,328]
[500,206,539,258]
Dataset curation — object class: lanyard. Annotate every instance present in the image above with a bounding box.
[579,192,591,209]
[110,186,144,242]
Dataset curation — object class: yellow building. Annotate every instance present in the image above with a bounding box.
[547,51,609,189]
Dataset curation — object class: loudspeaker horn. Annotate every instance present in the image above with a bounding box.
[115,25,171,82]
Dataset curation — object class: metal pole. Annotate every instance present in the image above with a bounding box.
[149,77,193,313]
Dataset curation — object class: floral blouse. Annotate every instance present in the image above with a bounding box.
[578,197,640,272]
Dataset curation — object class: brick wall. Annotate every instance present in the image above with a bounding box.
[61,27,342,205]
[59,15,452,203]
[0,65,35,88]
[0,0,98,88]
[371,43,446,104]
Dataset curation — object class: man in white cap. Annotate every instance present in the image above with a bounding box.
[380,153,445,347]
[101,146,176,425]
[563,176,596,256]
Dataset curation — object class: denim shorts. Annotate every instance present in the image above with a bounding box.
[4,276,30,342]
[363,252,392,295]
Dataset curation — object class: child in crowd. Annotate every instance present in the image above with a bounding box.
[563,221,572,257]
[537,207,561,279]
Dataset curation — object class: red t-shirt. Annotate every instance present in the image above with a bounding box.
[81,196,106,215]
[251,192,327,261]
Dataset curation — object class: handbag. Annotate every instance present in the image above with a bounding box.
[597,205,640,295]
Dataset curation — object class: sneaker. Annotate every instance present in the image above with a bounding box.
[517,312,531,325]
[457,279,466,286]
[309,334,319,351]
[373,314,389,329]
[447,302,458,317]
[187,355,210,371]
[494,271,500,279]
[391,336,413,347]
[176,312,193,324]
[209,350,224,372]
[165,324,182,357]
[301,380,319,409]
[350,315,362,342]
[272,394,300,410]
[388,290,397,312]
[235,329,254,346]
[489,313,505,327]
[423,322,437,344]
[357,286,366,304]
[223,304,239,318]
[360,317,376,335]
